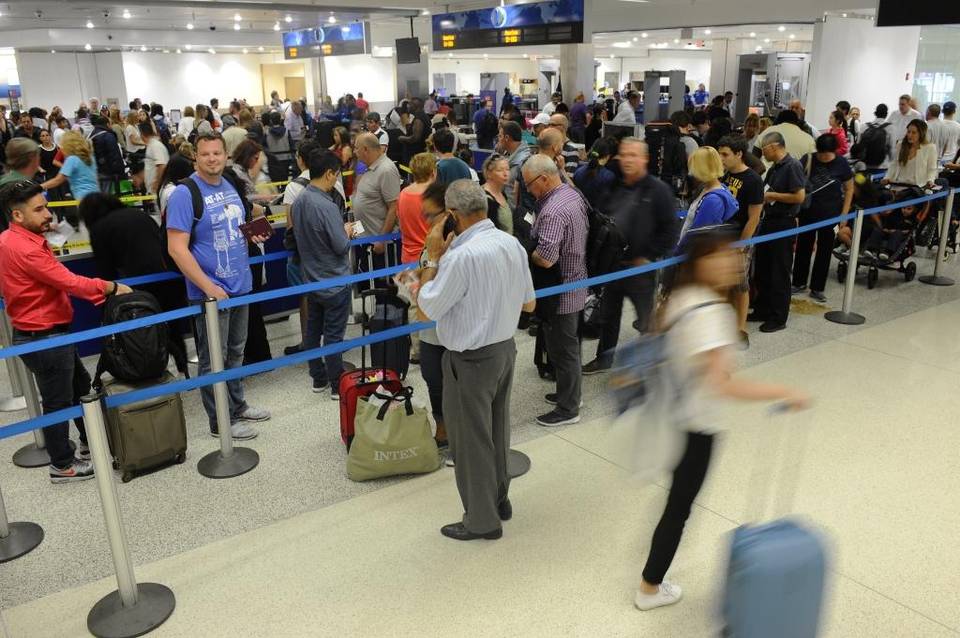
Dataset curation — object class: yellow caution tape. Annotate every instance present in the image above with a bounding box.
[47,193,157,208]
[267,213,286,224]
[399,164,412,173]
[342,170,355,176]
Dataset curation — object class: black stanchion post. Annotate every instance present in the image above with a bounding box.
[0,313,26,413]
[80,395,175,638]
[919,189,956,287]
[0,482,43,563]
[196,298,259,479]
[825,208,867,326]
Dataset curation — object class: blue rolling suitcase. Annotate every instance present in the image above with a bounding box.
[721,406,828,638]
[722,520,827,638]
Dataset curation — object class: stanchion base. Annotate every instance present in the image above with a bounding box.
[197,446,259,479]
[824,310,866,326]
[507,449,531,479]
[919,275,955,286]
[87,583,175,638]
[12,440,75,468]
[0,396,26,412]
[0,521,44,563]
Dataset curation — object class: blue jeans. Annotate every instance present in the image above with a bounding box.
[14,335,90,469]
[192,303,250,431]
[304,287,351,385]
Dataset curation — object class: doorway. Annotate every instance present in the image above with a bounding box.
[285,77,307,102]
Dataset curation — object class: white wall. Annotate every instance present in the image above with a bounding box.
[122,51,263,111]
[324,54,397,103]
[806,17,920,130]
[20,52,100,110]
[94,53,128,106]
[596,50,712,95]
[428,58,540,96]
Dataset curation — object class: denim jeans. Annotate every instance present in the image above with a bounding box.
[192,303,250,431]
[14,338,90,469]
[303,288,351,385]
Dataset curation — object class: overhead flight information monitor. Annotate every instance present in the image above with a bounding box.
[432,0,584,51]
[283,23,368,59]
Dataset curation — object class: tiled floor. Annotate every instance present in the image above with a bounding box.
[2,250,960,637]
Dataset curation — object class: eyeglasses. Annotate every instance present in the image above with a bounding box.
[524,174,545,188]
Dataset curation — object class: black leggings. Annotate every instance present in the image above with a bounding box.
[642,432,715,585]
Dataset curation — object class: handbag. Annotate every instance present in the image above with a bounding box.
[346,386,441,482]
[801,154,837,210]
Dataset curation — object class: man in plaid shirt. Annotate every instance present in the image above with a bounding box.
[523,155,589,427]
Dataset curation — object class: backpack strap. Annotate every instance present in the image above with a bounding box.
[177,177,204,246]
[661,300,725,333]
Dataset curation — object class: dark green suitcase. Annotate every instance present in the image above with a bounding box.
[103,371,187,482]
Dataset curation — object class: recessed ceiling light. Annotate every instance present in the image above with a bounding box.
[140,45,147,51]
[632,36,638,41]
[612,41,631,48]
[609,54,615,58]
[448,52,453,57]
[163,49,170,53]
[208,48,216,54]
[50,49,56,53]
[84,43,92,50]
[778,25,786,32]
[764,38,771,43]
[641,32,648,38]
[673,38,679,43]
[258,46,264,51]
[328,15,336,24]
[86,20,94,29]
[484,53,488,58]
[234,13,241,21]
[122,9,131,19]
[176,48,182,54]
[522,53,528,58]
[749,31,756,37]
[842,12,848,17]
[789,33,795,39]
[704,29,712,35]
[285,15,292,23]
[243,48,248,54]
[186,22,194,30]
[421,9,430,15]
[234,23,240,30]
[273,22,280,31]
[185,44,192,50]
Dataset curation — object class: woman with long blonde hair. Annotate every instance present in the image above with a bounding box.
[40,130,100,202]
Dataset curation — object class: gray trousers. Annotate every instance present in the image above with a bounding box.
[542,311,582,417]
[442,338,516,534]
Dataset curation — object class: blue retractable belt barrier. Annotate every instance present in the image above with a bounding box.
[0,190,954,441]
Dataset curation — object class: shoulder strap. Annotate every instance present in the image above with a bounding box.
[662,300,725,333]
[293,176,310,187]
[176,178,204,248]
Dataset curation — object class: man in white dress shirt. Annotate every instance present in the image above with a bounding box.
[886,94,923,149]
[417,179,536,542]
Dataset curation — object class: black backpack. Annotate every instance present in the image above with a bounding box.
[478,111,499,144]
[645,123,688,195]
[585,203,629,278]
[852,122,890,166]
[94,291,170,388]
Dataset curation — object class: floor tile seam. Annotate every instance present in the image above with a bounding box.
[836,336,960,375]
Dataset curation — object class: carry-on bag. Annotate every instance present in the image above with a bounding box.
[102,371,187,483]
[368,292,411,378]
[338,289,404,449]
[346,386,441,481]
[721,406,828,638]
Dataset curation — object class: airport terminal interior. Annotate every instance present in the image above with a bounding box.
[0,0,959,636]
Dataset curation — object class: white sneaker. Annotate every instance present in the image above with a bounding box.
[235,406,271,422]
[210,423,259,440]
[634,581,682,611]
[445,453,455,467]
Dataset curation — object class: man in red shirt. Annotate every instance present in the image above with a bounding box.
[0,180,131,483]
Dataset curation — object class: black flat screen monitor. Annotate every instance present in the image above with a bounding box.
[396,38,421,64]
[876,1,960,26]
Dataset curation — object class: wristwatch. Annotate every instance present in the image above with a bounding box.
[424,259,440,269]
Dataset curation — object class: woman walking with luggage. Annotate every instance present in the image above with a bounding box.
[634,227,809,611]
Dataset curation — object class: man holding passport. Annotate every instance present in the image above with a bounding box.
[166,130,272,441]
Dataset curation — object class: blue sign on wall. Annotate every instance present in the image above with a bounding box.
[283,23,367,59]
[432,0,584,51]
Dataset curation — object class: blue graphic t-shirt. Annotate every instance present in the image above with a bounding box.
[166,173,252,300]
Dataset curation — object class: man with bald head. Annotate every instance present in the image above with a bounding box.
[548,113,583,177]
[788,99,819,138]
[537,128,572,184]
[352,131,401,281]
[582,137,679,374]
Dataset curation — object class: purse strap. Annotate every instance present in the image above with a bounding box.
[373,386,414,420]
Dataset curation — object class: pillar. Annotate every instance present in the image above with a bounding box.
[559,43,594,104]
[805,16,920,130]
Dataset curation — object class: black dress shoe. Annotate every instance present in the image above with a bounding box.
[746,313,768,323]
[759,321,787,333]
[498,499,513,521]
[441,522,502,541]
[283,344,303,356]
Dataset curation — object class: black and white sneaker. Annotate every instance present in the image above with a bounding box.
[536,410,581,427]
[312,379,329,393]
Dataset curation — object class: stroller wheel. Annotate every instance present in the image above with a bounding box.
[837,261,847,283]
[905,262,917,282]
[867,268,879,289]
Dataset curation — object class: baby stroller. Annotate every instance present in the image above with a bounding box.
[833,185,922,289]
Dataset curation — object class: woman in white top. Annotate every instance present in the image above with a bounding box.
[123,111,145,154]
[884,119,939,189]
[634,227,809,612]
[177,106,196,137]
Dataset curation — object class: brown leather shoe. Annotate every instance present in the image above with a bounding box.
[435,419,448,448]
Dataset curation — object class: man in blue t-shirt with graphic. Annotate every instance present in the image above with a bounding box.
[166,131,272,440]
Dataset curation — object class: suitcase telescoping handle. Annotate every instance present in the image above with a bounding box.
[365,239,399,290]
[745,403,813,524]
[359,288,397,381]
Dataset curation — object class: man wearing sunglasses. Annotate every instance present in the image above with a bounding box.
[0,180,132,483]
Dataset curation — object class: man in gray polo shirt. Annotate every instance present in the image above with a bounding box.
[352,132,401,283]
[417,179,536,542]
